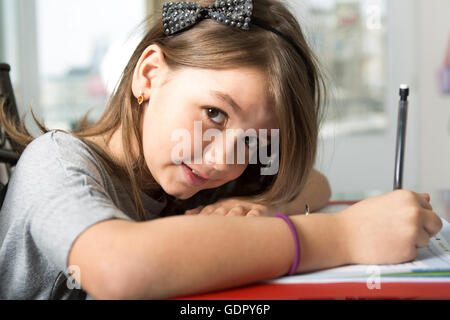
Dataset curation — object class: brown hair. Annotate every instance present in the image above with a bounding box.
[0,0,326,220]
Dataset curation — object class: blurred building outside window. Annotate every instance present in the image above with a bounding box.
[301,0,387,138]
[36,0,147,131]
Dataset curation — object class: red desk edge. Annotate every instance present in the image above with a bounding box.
[178,281,450,300]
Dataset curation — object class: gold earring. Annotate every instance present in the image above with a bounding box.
[137,92,144,105]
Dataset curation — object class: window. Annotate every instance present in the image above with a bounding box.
[300,0,387,137]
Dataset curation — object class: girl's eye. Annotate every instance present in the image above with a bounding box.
[204,108,260,148]
[205,107,227,126]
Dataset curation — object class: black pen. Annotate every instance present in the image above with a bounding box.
[393,84,409,190]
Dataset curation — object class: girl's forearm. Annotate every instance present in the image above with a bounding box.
[113,213,348,299]
[122,215,294,299]
[290,213,350,273]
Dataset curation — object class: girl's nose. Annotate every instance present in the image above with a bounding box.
[203,133,248,171]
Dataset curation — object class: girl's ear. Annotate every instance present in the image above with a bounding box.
[131,44,168,102]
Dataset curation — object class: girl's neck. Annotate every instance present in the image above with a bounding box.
[86,125,130,167]
[85,127,165,199]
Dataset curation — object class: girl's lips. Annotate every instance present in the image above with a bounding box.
[181,163,208,186]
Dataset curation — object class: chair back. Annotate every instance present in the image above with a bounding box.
[0,63,21,206]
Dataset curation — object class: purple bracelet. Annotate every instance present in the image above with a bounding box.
[273,213,301,276]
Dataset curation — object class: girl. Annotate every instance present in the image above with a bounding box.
[0,0,442,299]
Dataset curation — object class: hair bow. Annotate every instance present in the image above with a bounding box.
[162,0,254,36]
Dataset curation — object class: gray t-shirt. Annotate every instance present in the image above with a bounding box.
[0,130,168,299]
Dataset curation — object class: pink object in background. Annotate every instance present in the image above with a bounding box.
[439,35,450,94]
[440,190,450,222]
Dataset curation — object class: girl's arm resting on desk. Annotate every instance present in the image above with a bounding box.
[68,190,442,299]
[68,213,348,299]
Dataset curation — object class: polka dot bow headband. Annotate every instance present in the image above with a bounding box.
[161,0,314,85]
[163,0,254,35]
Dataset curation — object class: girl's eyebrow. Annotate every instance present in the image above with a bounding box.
[209,90,243,115]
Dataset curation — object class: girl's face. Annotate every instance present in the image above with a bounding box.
[139,53,278,200]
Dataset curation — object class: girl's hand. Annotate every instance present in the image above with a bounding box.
[184,196,274,217]
[336,189,443,265]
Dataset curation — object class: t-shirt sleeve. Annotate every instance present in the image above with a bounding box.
[10,131,132,273]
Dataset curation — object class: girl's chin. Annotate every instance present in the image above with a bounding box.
[162,184,197,200]
[176,194,193,200]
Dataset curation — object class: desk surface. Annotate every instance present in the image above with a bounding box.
[178,201,450,300]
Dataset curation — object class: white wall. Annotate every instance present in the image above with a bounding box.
[417,0,450,219]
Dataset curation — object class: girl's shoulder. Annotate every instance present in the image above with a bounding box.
[16,129,109,184]
[23,129,97,163]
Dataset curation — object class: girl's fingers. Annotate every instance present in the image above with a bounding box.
[246,209,261,217]
[416,227,431,248]
[227,206,246,216]
[421,209,443,237]
[193,201,269,217]
[198,206,215,215]
[184,206,204,215]
[212,207,227,216]
[420,193,431,202]
[413,192,433,210]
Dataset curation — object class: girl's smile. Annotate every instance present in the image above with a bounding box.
[181,162,209,186]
